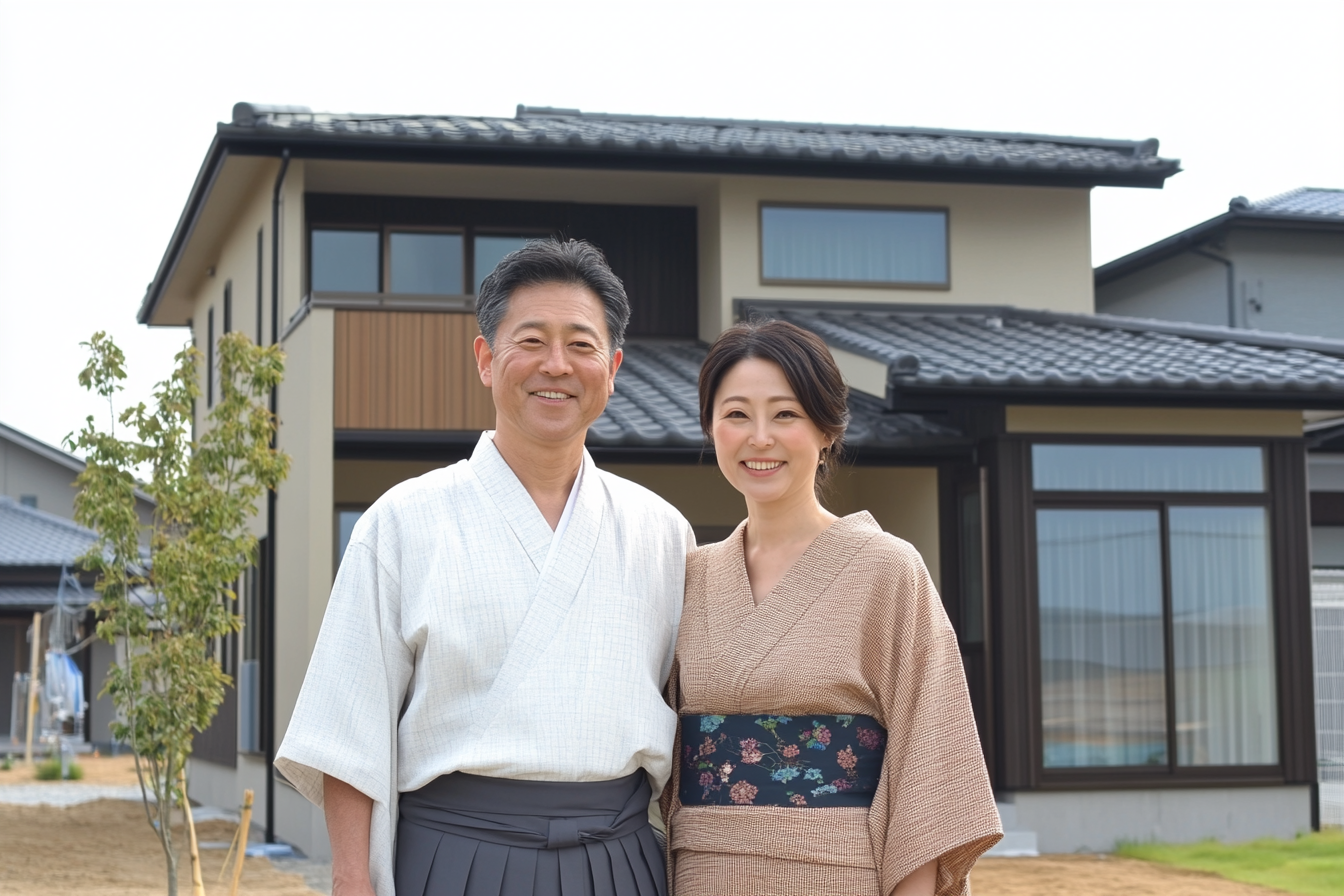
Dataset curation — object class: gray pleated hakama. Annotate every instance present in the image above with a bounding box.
[395,771,666,896]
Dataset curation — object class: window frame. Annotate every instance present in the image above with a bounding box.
[757,201,952,290]
[308,225,384,296]
[994,432,1313,791]
[383,225,468,296]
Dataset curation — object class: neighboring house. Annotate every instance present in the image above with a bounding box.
[139,103,1344,857]
[0,423,153,751]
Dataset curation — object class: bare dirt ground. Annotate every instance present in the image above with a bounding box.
[0,757,317,896]
[973,854,1289,896]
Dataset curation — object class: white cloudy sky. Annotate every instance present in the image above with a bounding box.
[1,0,1341,451]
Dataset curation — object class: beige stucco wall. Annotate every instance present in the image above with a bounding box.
[273,307,335,743]
[704,176,1093,341]
[598,463,747,531]
[828,466,941,590]
[1005,406,1303,437]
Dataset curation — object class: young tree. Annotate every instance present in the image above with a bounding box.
[68,331,289,896]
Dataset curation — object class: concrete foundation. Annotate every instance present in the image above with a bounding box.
[1001,785,1312,853]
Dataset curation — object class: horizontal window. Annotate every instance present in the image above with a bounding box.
[473,235,532,294]
[311,229,380,293]
[390,232,463,295]
[760,205,948,286]
[1032,445,1264,492]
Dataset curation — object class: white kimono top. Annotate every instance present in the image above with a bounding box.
[275,432,693,895]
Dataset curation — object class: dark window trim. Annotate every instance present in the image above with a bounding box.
[757,201,951,290]
[206,306,214,408]
[992,433,1315,791]
[385,225,467,295]
[334,503,372,580]
[223,281,232,335]
[256,228,265,345]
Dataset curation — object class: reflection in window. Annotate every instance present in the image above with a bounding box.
[1170,506,1278,766]
[312,230,380,293]
[1033,445,1264,493]
[337,509,366,568]
[761,206,947,285]
[474,235,532,294]
[1038,509,1168,768]
[390,232,464,294]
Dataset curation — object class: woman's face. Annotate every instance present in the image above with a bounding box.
[711,357,831,509]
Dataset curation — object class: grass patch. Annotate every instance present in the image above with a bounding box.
[1118,829,1344,896]
[35,757,83,780]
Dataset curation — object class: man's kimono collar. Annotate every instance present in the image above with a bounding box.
[468,431,598,574]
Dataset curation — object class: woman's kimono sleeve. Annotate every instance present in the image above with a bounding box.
[275,532,412,896]
[867,545,1001,896]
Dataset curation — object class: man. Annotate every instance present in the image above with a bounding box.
[276,239,693,896]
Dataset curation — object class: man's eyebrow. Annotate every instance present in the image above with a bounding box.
[511,320,605,341]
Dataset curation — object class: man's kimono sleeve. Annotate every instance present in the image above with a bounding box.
[275,537,411,890]
[867,548,1001,896]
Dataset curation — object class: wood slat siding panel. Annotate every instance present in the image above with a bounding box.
[334,310,494,431]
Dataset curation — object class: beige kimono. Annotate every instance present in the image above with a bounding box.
[663,512,1001,896]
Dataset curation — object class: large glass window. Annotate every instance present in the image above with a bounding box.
[311,230,379,292]
[1038,509,1168,768]
[1033,443,1278,774]
[390,232,464,294]
[760,205,948,286]
[474,235,532,294]
[1170,506,1278,766]
[337,509,366,569]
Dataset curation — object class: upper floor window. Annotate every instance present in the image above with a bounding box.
[760,204,948,288]
[311,228,535,296]
[312,229,380,293]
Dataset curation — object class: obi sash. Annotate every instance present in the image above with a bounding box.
[678,714,886,808]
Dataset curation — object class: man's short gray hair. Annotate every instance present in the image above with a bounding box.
[476,238,631,351]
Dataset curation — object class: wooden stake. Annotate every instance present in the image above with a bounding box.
[228,789,254,896]
[179,767,206,896]
[24,612,41,764]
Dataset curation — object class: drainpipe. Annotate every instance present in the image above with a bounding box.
[265,148,290,844]
[1190,247,1236,328]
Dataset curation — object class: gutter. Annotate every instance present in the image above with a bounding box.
[264,148,290,845]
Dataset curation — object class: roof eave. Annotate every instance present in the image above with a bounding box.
[889,382,1344,411]
[138,134,228,326]
[215,126,1179,189]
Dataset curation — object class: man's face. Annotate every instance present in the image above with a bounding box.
[474,282,622,450]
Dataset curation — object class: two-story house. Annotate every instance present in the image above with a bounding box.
[138,104,1344,858]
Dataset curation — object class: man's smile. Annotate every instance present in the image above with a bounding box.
[532,389,574,400]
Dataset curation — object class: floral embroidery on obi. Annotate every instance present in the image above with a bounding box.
[678,714,886,807]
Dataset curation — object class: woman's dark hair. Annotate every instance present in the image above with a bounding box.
[476,237,631,350]
[698,319,850,490]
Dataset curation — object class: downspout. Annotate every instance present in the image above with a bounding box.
[1190,247,1236,328]
[265,148,290,844]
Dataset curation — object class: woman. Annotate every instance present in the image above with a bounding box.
[663,320,1001,896]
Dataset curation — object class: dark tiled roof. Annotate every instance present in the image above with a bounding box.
[225,103,1179,188]
[1239,187,1344,218]
[0,584,92,609]
[590,340,963,449]
[742,302,1344,408]
[0,496,99,566]
[1097,187,1344,283]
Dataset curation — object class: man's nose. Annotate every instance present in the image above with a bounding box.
[538,341,572,375]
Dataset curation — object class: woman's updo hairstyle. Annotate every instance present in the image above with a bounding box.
[698,319,850,491]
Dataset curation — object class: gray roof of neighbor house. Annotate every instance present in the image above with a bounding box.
[1096,187,1344,284]
[225,104,1180,188]
[0,495,99,567]
[0,583,91,609]
[740,301,1344,409]
[589,340,966,451]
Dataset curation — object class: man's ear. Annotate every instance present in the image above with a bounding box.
[473,335,494,387]
[607,347,623,395]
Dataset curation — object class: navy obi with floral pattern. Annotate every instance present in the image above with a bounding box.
[679,714,886,808]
